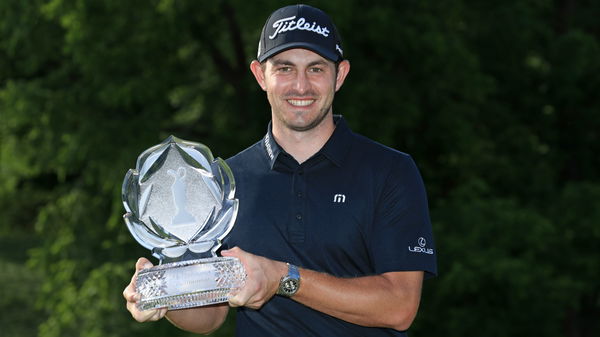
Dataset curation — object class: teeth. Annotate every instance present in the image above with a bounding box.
[288,99,314,106]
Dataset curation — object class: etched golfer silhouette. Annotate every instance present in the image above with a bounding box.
[168,167,197,228]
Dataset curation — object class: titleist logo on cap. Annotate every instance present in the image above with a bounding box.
[269,16,330,40]
[257,4,343,62]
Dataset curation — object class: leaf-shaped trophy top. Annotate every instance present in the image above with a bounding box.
[122,136,238,263]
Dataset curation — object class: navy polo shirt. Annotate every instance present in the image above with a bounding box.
[223,115,437,337]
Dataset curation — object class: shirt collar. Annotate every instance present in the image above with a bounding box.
[319,115,352,167]
[262,115,353,169]
[262,122,282,169]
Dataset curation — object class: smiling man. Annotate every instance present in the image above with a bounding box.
[251,47,348,163]
[124,4,437,336]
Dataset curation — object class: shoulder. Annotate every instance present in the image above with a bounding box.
[226,140,263,170]
[348,132,428,201]
[350,132,415,169]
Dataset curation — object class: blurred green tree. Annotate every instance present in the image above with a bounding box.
[0,0,598,336]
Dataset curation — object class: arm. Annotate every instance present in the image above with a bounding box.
[295,269,423,331]
[123,257,229,334]
[222,247,424,331]
[165,304,229,334]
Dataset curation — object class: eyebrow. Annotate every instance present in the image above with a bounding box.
[270,59,294,67]
[269,59,329,67]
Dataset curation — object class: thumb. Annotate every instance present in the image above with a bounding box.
[135,257,154,271]
[221,246,244,258]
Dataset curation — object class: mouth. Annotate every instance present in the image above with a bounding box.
[287,99,315,107]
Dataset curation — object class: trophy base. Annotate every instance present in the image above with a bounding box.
[136,256,246,311]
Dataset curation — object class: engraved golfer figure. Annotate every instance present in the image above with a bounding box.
[168,167,197,228]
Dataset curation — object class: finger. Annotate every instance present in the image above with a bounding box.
[123,276,142,301]
[228,292,245,307]
[127,300,164,322]
[127,300,151,321]
[136,310,158,322]
[127,258,151,291]
[125,291,141,303]
[124,289,141,310]
[221,246,244,258]
[228,285,254,307]
[228,295,243,307]
[151,307,168,321]
[238,292,267,310]
[136,257,154,271]
[128,258,153,298]
[123,285,133,301]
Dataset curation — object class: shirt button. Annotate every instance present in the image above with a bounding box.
[297,192,303,198]
[296,214,302,220]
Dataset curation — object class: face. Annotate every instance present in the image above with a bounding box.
[251,48,350,133]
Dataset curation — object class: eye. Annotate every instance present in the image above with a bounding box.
[277,66,292,73]
[309,67,324,73]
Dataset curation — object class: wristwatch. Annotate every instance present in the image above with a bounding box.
[277,263,301,297]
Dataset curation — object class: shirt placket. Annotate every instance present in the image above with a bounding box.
[289,166,306,244]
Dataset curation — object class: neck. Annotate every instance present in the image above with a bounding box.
[272,115,335,164]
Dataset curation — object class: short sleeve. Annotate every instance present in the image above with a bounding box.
[369,155,437,278]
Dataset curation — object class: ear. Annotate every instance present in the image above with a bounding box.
[250,60,267,91]
[334,60,350,92]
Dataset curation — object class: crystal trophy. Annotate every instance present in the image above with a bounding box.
[122,136,245,311]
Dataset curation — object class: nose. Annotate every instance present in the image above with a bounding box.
[294,70,311,94]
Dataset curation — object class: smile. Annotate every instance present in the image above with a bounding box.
[287,99,315,107]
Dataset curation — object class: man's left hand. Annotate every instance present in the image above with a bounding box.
[221,247,287,309]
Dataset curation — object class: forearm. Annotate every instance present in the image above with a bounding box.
[221,247,424,331]
[165,303,229,334]
[293,269,423,331]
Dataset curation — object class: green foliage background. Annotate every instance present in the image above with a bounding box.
[1,0,598,336]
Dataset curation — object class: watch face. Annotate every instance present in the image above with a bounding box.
[283,279,298,293]
[282,278,299,295]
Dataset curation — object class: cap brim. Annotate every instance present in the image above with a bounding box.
[258,42,341,63]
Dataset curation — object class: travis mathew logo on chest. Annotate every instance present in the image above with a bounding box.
[269,16,330,40]
[333,194,346,203]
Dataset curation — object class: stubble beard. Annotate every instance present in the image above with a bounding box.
[282,105,332,132]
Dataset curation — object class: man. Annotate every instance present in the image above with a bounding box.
[124,4,437,336]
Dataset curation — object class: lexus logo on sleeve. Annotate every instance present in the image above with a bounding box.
[408,237,434,255]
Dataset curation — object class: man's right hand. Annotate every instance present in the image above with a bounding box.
[123,257,168,322]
